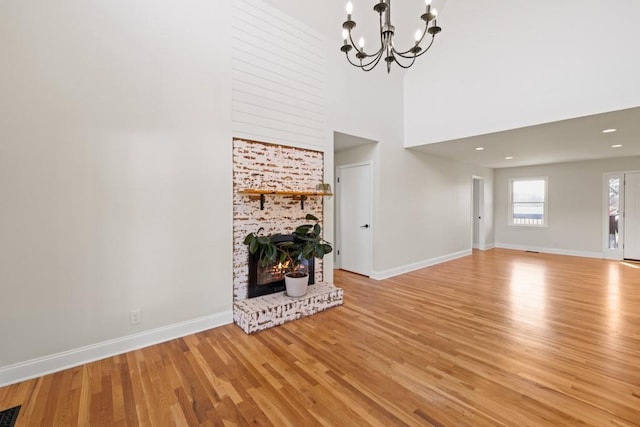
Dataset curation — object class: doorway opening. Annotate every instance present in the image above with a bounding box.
[334,131,376,276]
[603,171,640,261]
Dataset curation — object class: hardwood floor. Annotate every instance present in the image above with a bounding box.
[2,249,640,426]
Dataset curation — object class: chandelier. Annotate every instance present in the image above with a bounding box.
[340,0,442,73]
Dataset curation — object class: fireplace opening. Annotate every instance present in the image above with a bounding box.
[247,234,315,298]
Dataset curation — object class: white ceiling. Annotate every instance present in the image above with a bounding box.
[334,131,377,152]
[410,106,640,168]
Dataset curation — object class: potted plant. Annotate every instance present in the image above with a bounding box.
[243,214,333,297]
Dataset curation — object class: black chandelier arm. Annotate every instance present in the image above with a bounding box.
[392,35,435,60]
[412,35,436,58]
[392,48,418,60]
[392,53,417,69]
[344,49,384,71]
[393,22,430,56]
[345,13,385,60]
[361,50,385,72]
[347,32,385,59]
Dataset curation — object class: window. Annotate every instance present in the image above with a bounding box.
[509,178,548,226]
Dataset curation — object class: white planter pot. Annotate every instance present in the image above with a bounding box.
[285,273,309,297]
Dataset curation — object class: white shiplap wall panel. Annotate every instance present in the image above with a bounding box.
[232,10,323,72]
[232,0,326,150]
[232,101,323,133]
[233,0,324,58]
[233,80,323,115]
[232,90,324,123]
[233,50,323,99]
[233,110,322,140]
[232,123,324,148]
[233,36,323,84]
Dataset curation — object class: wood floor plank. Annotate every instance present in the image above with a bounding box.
[2,249,640,426]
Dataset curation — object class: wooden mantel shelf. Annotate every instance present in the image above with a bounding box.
[238,189,333,210]
[238,189,333,197]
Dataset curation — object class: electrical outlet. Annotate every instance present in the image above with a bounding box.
[130,309,141,325]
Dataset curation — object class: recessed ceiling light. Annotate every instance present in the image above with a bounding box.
[505,156,513,160]
[475,147,484,151]
[611,144,623,148]
[602,128,617,133]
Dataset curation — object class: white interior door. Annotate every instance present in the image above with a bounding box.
[472,178,485,250]
[338,163,372,276]
[624,172,640,260]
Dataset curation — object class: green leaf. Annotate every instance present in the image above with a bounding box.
[305,214,318,221]
[267,245,277,261]
[302,247,313,258]
[295,225,312,235]
[278,252,289,264]
[322,244,333,254]
[249,238,258,254]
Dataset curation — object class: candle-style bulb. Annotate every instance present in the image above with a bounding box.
[432,8,438,17]
[346,1,353,15]
[358,37,365,49]
[424,0,431,5]
[415,30,422,42]
[342,29,349,41]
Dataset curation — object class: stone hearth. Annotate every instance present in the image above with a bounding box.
[233,283,343,334]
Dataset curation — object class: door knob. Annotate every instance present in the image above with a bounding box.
[360,224,370,228]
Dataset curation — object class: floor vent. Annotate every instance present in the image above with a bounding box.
[0,405,21,427]
[525,250,540,253]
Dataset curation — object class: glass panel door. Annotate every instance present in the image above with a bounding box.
[603,173,624,260]
[608,177,620,249]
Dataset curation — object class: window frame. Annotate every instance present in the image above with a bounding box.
[508,177,549,228]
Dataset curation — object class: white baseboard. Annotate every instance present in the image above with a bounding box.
[0,310,233,388]
[370,249,472,280]
[473,243,495,251]
[494,243,603,259]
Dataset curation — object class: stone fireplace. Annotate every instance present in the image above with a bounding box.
[232,139,343,333]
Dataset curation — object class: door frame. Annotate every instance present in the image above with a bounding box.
[602,170,640,260]
[603,172,625,260]
[622,171,640,260]
[336,161,374,275]
[471,176,486,250]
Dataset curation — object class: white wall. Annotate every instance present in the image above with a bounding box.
[404,0,640,146]
[335,141,495,275]
[0,0,496,381]
[0,0,233,373]
[494,156,640,256]
[327,46,495,275]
